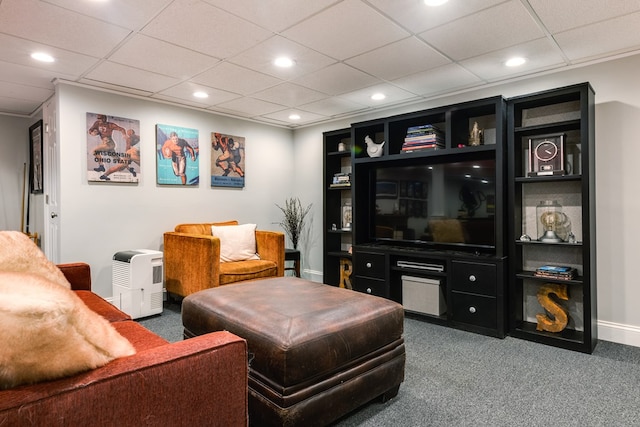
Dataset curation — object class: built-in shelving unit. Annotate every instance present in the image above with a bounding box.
[323,128,353,286]
[322,84,597,350]
[507,83,597,353]
[348,96,508,338]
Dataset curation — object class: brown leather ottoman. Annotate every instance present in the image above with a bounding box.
[182,277,405,427]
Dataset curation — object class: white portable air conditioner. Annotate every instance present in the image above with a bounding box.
[112,249,164,319]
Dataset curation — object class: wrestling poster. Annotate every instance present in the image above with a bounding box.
[156,124,199,186]
[86,113,140,183]
[211,132,245,188]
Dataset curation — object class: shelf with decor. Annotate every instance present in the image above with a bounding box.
[323,128,353,288]
[347,95,508,338]
[507,82,596,353]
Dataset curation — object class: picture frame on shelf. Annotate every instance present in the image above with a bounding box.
[29,120,43,194]
[528,133,565,177]
[342,203,352,230]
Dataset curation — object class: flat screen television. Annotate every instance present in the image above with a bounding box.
[371,156,497,252]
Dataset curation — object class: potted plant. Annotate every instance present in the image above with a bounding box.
[276,197,312,249]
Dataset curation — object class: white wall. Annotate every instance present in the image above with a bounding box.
[295,52,640,347]
[56,84,295,297]
[0,114,38,231]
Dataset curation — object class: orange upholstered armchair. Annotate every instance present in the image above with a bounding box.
[163,220,285,298]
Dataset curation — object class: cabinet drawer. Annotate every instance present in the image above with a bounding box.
[354,252,386,279]
[451,291,497,329]
[451,260,496,296]
[353,277,389,298]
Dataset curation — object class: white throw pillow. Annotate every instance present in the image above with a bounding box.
[0,231,71,289]
[211,223,260,262]
[0,271,136,389]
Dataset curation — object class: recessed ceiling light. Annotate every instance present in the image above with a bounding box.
[31,52,54,63]
[289,113,301,120]
[274,57,295,68]
[424,0,449,6]
[193,91,209,99]
[505,57,526,67]
[371,93,386,101]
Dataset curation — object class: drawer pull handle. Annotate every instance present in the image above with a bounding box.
[366,262,372,268]
[366,288,372,294]
[469,306,477,314]
[469,275,476,282]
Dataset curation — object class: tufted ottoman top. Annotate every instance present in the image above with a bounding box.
[182,277,404,389]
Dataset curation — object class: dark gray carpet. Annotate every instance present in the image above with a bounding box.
[139,302,640,426]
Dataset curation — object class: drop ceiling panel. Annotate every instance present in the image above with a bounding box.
[527,0,640,33]
[0,95,45,115]
[260,109,327,126]
[141,0,271,60]
[192,62,282,96]
[0,0,130,57]
[0,60,78,90]
[554,12,640,61]
[206,0,341,33]
[298,97,367,117]
[345,36,451,81]
[228,36,336,80]
[0,34,100,77]
[213,97,286,117]
[43,0,173,31]
[392,63,482,98]
[282,0,409,61]
[109,34,220,80]
[84,61,180,93]
[419,1,545,61]
[251,83,328,107]
[339,83,420,108]
[153,82,240,105]
[293,63,380,96]
[460,38,566,81]
[367,0,506,34]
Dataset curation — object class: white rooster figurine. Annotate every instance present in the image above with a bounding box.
[365,135,385,158]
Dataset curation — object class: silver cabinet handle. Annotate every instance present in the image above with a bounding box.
[469,275,476,282]
[469,306,477,314]
[366,288,372,294]
[366,262,372,268]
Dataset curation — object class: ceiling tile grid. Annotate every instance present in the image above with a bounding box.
[0,0,639,126]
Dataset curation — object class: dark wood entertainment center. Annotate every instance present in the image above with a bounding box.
[323,83,596,353]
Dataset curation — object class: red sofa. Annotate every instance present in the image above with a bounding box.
[0,263,248,427]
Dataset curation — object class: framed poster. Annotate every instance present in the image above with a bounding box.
[156,124,199,186]
[211,132,245,188]
[29,120,43,194]
[87,113,141,183]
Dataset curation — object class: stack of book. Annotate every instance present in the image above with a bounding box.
[534,265,577,280]
[330,172,351,188]
[401,124,444,153]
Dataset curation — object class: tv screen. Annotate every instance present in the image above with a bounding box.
[372,158,496,250]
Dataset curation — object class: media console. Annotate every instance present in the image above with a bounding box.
[352,243,506,338]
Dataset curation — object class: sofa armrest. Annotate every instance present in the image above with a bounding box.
[164,232,221,297]
[255,230,285,277]
[0,331,248,426]
[57,262,92,291]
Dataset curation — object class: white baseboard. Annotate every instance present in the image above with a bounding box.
[598,320,640,348]
[104,297,113,304]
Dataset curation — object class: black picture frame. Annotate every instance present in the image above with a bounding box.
[29,120,43,194]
